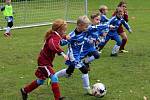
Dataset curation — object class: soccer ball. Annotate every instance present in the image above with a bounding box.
[92,82,107,97]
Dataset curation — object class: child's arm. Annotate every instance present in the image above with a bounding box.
[0,6,5,11]
[101,15,109,22]
[60,39,69,46]
[121,19,132,33]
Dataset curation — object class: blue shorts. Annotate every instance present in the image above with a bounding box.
[5,16,14,23]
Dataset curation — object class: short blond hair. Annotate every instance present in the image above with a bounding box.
[99,5,108,13]
[77,15,91,25]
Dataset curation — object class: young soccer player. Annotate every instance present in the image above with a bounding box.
[98,7,132,56]
[99,5,109,24]
[20,19,68,100]
[81,12,109,70]
[0,0,14,36]
[55,16,93,95]
[113,1,129,53]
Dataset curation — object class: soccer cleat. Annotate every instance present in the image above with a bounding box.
[4,33,11,37]
[110,53,118,57]
[20,88,28,100]
[85,88,93,95]
[98,50,102,54]
[119,49,128,53]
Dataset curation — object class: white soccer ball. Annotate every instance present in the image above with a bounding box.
[92,82,107,97]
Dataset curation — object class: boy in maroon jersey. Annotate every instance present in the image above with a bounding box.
[20,19,68,100]
[113,1,129,53]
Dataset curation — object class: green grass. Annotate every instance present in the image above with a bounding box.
[0,0,150,100]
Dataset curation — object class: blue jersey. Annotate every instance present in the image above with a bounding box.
[100,14,109,24]
[66,30,87,62]
[108,16,131,36]
[81,24,109,58]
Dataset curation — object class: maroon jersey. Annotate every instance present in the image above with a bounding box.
[112,12,128,34]
[38,31,63,67]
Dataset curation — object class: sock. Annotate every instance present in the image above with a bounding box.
[55,69,68,78]
[112,45,120,54]
[51,82,61,100]
[119,39,127,50]
[84,56,95,63]
[5,27,11,33]
[82,74,90,90]
[23,80,40,93]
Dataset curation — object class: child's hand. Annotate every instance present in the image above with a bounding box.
[109,25,115,30]
[66,35,70,40]
[129,29,132,33]
[64,55,69,61]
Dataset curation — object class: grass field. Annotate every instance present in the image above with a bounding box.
[0,0,150,100]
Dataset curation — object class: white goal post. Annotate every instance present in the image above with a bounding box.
[0,0,88,30]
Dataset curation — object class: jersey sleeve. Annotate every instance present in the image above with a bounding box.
[48,38,64,53]
[121,19,131,32]
[60,39,69,46]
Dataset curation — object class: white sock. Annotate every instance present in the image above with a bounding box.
[5,27,11,33]
[112,45,120,54]
[82,74,90,90]
[55,69,67,78]
[84,56,95,63]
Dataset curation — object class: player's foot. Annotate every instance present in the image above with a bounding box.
[20,88,28,100]
[98,50,102,54]
[85,88,93,96]
[110,53,118,57]
[59,96,66,100]
[119,49,128,53]
[4,33,11,37]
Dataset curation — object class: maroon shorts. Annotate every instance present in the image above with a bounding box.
[35,66,55,80]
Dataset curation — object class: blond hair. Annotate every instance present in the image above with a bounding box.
[99,5,108,13]
[77,15,91,25]
[45,19,67,40]
[90,12,100,19]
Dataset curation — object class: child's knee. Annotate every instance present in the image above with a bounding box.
[36,79,45,85]
[8,22,13,28]
[93,52,100,59]
[66,65,75,76]
[51,74,58,83]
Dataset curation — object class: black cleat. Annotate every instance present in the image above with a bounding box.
[20,88,28,100]
[110,53,118,57]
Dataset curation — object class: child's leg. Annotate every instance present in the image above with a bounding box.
[4,17,13,36]
[50,74,61,100]
[79,66,92,94]
[46,66,63,100]
[84,51,100,64]
[119,32,128,51]
[55,64,75,78]
[23,79,44,93]
[111,35,122,55]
